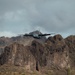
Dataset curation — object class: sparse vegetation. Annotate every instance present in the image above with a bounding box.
[65,68,75,75]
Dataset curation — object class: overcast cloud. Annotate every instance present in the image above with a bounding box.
[0,0,75,37]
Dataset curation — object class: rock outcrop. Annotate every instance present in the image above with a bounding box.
[30,40,47,71]
[0,42,36,71]
[0,37,12,55]
[65,35,75,67]
[0,33,75,73]
[45,34,69,69]
[0,40,47,71]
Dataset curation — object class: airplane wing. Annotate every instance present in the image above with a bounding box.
[39,33,55,36]
[38,34,51,36]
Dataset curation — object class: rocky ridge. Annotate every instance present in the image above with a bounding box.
[0,31,75,74]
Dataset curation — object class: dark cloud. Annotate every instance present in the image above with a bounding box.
[0,0,75,37]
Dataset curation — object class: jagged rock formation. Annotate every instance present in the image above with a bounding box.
[30,40,47,71]
[45,34,69,69]
[0,33,75,74]
[65,35,75,67]
[0,40,47,71]
[0,37,12,55]
[0,42,36,71]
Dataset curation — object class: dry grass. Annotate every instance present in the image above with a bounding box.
[0,65,42,75]
[0,65,75,75]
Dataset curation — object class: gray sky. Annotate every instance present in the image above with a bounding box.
[0,0,75,37]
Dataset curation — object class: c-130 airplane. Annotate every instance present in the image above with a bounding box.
[24,33,55,39]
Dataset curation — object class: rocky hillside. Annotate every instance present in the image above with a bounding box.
[0,37,12,55]
[0,32,75,75]
[65,35,75,67]
[0,30,45,55]
[45,34,69,69]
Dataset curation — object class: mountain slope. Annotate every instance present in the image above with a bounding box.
[0,32,75,75]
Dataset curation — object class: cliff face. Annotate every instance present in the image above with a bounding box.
[0,42,36,70]
[0,37,12,55]
[0,40,46,71]
[45,34,69,69]
[65,35,75,67]
[0,34,75,72]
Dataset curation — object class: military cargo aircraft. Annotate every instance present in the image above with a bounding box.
[24,33,55,39]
